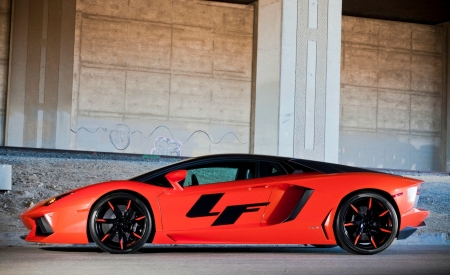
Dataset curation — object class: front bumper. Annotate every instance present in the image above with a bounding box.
[20,200,91,244]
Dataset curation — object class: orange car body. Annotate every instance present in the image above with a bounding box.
[20,154,428,247]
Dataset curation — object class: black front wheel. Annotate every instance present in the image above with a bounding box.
[89,192,152,253]
[334,192,398,255]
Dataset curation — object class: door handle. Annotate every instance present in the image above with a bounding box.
[249,185,268,190]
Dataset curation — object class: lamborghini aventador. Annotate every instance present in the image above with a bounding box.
[20,154,428,255]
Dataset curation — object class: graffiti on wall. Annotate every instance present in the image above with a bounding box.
[109,124,131,150]
[71,124,247,156]
[151,136,182,156]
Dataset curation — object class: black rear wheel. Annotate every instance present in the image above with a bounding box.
[334,192,398,255]
[89,192,152,253]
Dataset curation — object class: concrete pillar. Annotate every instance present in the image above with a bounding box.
[0,0,10,146]
[5,0,75,149]
[252,0,282,156]
[444,23,450,171]
[0,165,11,191]
[253,0,342,162]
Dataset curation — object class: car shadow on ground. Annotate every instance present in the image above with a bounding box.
[40,244,345,254]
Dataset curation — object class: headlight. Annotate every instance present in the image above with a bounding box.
[43,192,73,206]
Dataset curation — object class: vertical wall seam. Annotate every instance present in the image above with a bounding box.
[70,9,82,149]
[277,0,283,155]
[38,0,48,106]
[123,0,129,122]
[168,0,174,121]
[249,1,258,154]
[279,0,298,157]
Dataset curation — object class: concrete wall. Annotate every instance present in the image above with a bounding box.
[70,0,254,156]
[340,16,445,170]
[0,0,10,146]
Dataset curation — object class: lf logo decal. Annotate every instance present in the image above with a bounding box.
[186,193,269,226]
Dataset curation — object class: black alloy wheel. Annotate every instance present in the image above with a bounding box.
[89,192,152,253]
[334,192,398,255]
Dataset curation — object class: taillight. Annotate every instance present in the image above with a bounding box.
[414,183,423,208]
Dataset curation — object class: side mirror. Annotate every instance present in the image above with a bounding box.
[165,170,187,191]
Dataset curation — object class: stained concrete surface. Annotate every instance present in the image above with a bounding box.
[0,245,449,275]
[0,1,448,170]
[70,0,254,156]
[339,16,445,171]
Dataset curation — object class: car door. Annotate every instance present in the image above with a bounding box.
[158,160,276,233]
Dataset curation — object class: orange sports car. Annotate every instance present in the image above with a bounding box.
[20,154,428,255]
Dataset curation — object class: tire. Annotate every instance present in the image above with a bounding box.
[334,192,398,255]
[89,192,152,254]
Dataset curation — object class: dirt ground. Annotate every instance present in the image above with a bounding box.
[0,148,449,240]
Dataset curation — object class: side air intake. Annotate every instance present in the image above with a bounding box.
[35,216,54,236]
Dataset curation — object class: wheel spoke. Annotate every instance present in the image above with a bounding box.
[134,216,146,221]
[95,218,116,224]
[344,222,354,226]
[108,201,115,211]
[101,234,110,242]
[354,233,361,245]
[101,229,117,242]
[368,198,372,210]
[350,204,359,213]
[104,224,117,235]
[126,200,131,211]
[132,232,142,239]
[379,210,389,217]
[119,234,124,250]
[124,208,136,220]
[370,237,377,248]
[108,201,123,218]
[380,228,391,233]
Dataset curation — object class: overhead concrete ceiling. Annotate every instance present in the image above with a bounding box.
[208,0,450,25]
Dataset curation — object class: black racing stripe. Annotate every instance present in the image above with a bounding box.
[212,202,270,226]
[186,193,224,218]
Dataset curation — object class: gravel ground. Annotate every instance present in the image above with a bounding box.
[0,148,449,240]
[0,148,181,232]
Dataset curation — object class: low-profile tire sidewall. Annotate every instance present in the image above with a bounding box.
[334,192,398,255]
[89,192,152,254]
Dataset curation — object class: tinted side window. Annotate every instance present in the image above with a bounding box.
[144,173,171,187]
[184,167,237,186]
[144,160,256,187]
[282,161,318,174]
[184,161,256,187]
[259,161,286,178]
